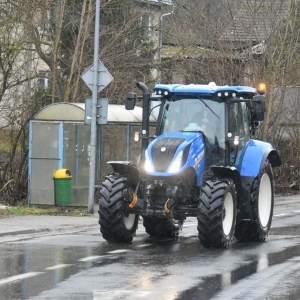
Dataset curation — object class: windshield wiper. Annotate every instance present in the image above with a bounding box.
[197,96,219,119]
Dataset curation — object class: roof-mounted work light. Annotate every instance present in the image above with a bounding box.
[257,83,266,94]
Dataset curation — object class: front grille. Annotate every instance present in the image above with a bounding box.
[151,138,185,172]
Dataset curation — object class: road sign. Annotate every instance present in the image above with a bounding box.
[84,98,108,125]
[81,60,113,93]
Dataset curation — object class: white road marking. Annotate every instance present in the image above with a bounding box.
[78,255,103,262]
[135,244,153,248]
[0,272,44,286]
[46,264,73,270]
[106,249,130,254]
[93,290,151,300]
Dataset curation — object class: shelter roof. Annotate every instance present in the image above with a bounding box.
[33,103,157,124]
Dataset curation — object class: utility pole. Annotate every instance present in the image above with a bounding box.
[87,0,101,214]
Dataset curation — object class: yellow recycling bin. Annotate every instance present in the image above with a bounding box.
[53,169,72,206]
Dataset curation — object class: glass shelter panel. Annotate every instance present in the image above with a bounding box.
[30,160,59,205]
[30,123,60,205]
[100,125,127,180]
[63,124,91,206]
[99,124,157,181]
[32,123,60,158]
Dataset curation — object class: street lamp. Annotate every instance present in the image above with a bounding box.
[158,12,171,83]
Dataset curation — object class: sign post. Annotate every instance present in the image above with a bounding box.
[81,0,113,214]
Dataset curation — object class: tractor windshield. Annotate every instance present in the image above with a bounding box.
[160,97,226,165]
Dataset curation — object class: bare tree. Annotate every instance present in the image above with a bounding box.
[0,1,35,203]
[0,0,172,204]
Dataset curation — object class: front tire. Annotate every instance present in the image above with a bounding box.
[98,173,139,243]
[143,216,184,238]
[234,162,274,242]
[198,179,236,248]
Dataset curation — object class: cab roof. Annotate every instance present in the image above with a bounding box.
[154,83,257,95]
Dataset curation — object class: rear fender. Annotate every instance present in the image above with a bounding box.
[107,161,140,185]
[238,140,281,177]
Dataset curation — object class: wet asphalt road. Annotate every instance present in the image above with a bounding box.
[1,195,300,300]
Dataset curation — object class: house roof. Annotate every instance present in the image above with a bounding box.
[161,45,218,59]
[221,0,290,44]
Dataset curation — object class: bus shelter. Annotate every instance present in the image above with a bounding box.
[28,103,156,207]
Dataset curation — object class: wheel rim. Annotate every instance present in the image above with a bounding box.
[223,192,234,236]
[124,214,136,230]
[258,173,272,228]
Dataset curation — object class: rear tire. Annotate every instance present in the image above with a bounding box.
[143,216,184,238]
[234,161,274,242]
[198,179,236,248]
[99,173,139,243]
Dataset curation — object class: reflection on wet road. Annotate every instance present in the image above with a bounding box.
[1,209,300,299]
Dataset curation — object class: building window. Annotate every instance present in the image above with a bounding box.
[37,71,51,92]
[37,9,51,36]
[141,13,154,42]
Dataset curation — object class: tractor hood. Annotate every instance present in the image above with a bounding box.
[145,132,206,176]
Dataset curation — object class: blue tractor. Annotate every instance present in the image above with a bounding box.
[98,82,281,248]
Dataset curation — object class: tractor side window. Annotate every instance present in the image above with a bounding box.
[229,103,249,166]
[229,103,237,135]
[242,104,251,141]
[160,101,183,133]
[160,103,169,133]
[236,103,245,140]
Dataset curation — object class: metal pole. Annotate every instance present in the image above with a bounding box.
[88,0,101,214]
[158,12,171,84]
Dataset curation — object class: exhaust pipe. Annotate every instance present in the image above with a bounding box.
[136,82,150,165]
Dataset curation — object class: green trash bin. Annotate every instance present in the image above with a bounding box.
[53,168,72,206]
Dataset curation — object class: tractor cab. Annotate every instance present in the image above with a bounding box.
[153,83,262,169]
[157,95,226,167]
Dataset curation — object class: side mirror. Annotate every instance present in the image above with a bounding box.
[252,95,266,121]
[125,92,137,110]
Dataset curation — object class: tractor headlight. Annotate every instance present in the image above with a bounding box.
[168,151,183,174]
[144,150,154,173]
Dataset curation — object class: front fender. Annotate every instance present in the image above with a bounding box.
[107,161,140,184]
[238,140,281,177]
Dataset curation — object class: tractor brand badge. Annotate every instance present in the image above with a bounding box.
[161,147,166,152]
[193,150,204,168]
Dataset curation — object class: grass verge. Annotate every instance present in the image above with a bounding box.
[0,206,90,218]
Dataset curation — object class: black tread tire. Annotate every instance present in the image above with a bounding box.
[234,161,274,242]
[198,179,236,248]
[99,173,139,243]
[143,216,184,238]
